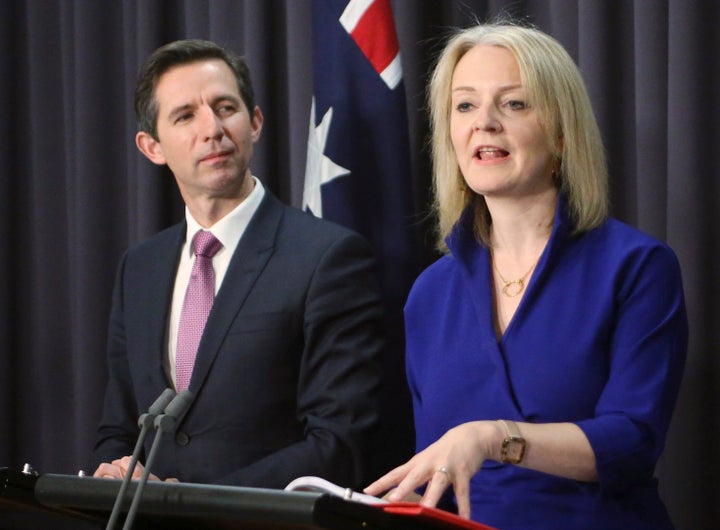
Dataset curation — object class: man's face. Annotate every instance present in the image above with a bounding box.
[137,59,263,204]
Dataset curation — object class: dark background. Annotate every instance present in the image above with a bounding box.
[0,1,717,528]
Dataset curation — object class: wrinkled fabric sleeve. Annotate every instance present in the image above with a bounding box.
[575,244,688,491]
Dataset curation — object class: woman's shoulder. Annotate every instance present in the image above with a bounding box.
[587,217,678,257]
[412,253,460,286]
[405,251,475,311]
[580,217,682,279]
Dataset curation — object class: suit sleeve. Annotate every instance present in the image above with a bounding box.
[92,251,142,466]
[213,231,385,489]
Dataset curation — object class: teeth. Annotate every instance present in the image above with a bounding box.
[475,147,508,160]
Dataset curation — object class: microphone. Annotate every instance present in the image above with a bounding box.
[105,388,175,530]
[121,390,194,530]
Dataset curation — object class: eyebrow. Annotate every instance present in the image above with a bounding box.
[167,104,194,122]
[166,94,243,122]
[210,94,242,107]
[452,83,524,94]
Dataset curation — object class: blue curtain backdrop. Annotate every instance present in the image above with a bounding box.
[0,1,717,529]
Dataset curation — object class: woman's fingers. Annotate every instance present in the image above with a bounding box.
[419,466,454,507]
[452,477,472,519]
[364,462,411,496]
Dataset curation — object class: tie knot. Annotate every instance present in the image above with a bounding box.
[192,230,222,258]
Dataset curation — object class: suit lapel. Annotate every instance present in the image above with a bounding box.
[187,192,283,394]
[136,224,186,392]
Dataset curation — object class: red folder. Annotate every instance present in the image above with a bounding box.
[380,502,498,529]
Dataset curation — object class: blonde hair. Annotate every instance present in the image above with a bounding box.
[428,22,609,251]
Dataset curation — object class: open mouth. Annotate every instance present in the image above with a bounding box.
[474,147,509,160]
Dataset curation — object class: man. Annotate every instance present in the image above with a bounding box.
[92,40,384,489]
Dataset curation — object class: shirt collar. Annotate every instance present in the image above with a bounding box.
[184,176,266,256]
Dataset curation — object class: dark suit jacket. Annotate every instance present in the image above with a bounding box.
[94,191,384,489]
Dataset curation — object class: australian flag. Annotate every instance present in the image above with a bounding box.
[304,0,419,477]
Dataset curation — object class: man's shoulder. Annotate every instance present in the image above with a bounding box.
[265,194,364,245]
[282,204,353,234]
[124,222,184,258]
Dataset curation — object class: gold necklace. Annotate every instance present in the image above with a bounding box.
[492,254,539,298]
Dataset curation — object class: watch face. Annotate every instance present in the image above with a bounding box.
[502,436,526,464]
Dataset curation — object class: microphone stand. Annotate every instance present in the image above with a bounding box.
[121,390,194,530]
[105,388,175,530]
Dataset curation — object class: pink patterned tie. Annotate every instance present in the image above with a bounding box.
[175,230,223,392]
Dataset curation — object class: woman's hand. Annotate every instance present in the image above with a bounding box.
[364,421,502,519]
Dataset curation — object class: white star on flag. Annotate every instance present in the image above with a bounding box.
[302,97,350,217]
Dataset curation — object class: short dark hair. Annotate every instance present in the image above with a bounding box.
[134,39,255,140]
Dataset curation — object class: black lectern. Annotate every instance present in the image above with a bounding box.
[0,468,493,530]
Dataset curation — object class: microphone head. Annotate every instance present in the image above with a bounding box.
[165,389,194,418]
[154,390,195,432]
[137,388,176,429]
[148,388,177,415]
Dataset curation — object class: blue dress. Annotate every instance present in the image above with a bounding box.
[405,198,688,530]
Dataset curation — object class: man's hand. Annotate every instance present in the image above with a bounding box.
[93,456,161,481]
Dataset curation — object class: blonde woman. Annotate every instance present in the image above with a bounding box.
[365,22,687,530]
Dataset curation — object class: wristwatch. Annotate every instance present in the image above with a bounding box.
[498,419,526,464]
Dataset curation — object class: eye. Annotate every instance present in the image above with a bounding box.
[455,101,474,113]
[216,104,238,117]
[174,112,193,124]
[505,99,527,111]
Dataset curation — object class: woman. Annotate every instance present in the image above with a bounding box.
[364,22,687,530]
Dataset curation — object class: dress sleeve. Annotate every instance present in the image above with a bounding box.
[575,243,688,491]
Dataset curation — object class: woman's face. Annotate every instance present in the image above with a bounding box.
[450,44,556,200]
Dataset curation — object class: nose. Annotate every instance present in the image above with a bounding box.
[473,104,502,133]
[198,106,224,141]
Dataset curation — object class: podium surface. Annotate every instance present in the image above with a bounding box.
[0,468,494,530]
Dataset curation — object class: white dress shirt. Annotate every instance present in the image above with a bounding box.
[165,177,266,387]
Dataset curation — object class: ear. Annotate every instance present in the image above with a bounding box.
[136,131,167,165]
[250,106,264,143]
